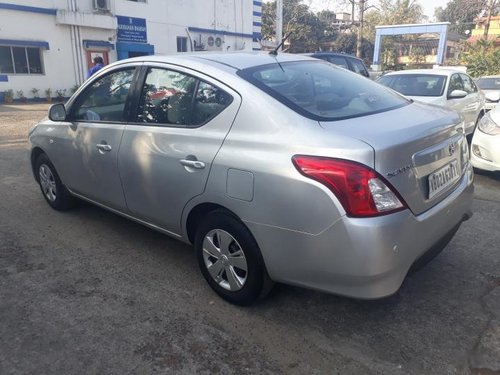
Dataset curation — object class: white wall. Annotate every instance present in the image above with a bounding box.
[1,0,256,99]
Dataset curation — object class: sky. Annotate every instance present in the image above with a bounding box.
[303,0,450,20]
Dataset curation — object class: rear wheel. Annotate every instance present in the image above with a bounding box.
[35,154,75,210]
[195,210,273,305]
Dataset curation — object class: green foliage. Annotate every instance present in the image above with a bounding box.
[45,88,52,98]
[456,39,500,77]
[333,33,374,62]
[55,89,66,98]
[364,0,424,43]
[16,90,25,99]
[31,88,40,98]
[435,0,486,35]
[261,0,337,52]
[4,89,14,99]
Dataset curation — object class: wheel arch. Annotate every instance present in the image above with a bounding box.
[185,202,241,245]
[31,146,47,181]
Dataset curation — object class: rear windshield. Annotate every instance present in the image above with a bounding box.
[237,61,409,121]
[378,74,446,97]
[476,77,500,90]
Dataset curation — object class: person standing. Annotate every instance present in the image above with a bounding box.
[87,56,105,78]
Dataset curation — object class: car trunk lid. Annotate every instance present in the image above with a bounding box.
[319,101,468,215]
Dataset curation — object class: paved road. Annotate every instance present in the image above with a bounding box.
[1,104,499,374]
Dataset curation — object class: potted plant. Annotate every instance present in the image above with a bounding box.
[70,84,80,95]
[4,89,14,103]
[31,88,40,101]
[55,89,66,102]
[17,90,27,103]
[45,88,52,103]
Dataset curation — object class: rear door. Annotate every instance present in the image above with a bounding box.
[118,64,241,235]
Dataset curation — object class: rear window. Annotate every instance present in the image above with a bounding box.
[378,74,446,97]
[476,77,500,90]
[238,61,409,121]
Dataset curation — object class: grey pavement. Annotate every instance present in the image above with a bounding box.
[0,103,499,374]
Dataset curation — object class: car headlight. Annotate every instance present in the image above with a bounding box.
[478,114,500,135]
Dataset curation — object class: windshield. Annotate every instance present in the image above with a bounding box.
[237,61,409,121]
[476,77,500,90]
[378,74,446,97]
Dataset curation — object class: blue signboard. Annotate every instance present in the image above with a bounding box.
[117,16,147,43]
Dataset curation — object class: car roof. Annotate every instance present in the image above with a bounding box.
[306,52,362,60]
[383,69,464,77]
[110,52,315,71]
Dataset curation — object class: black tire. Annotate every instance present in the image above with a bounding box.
[35,153,75,211]
[195,210,273,306]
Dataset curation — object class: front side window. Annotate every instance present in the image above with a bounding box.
[378,74,447,97]
[0,46,43,75]
[137,67,232,127]
[238,61,409,121]
[448,74,464,95]
[71,68,136,122]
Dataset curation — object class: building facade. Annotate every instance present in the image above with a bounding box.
[468,15,500,45]
[0,0,262,100]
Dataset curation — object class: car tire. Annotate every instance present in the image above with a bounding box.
[195,210,273,305]
[35,153,75,211]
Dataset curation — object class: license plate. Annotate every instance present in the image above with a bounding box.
[428,160,460,199]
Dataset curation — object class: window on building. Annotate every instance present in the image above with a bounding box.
[177,37,188,52]
[0,46,43,75]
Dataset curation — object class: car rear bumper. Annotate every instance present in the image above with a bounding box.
[246,164,474,299]
[471,130,500,172]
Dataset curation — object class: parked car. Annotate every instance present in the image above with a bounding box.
[378,69,485,136]
[476,75,500,111]
[471,102,500,172]
[306,52,370,78]
[29,53,473,305]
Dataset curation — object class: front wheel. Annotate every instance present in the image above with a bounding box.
[195,210,273,305]
[35,154,75,210]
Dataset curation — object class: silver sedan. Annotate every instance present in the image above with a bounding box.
[29,53,473,305]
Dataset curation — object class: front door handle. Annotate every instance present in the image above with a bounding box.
[96,143,112,153]
[180,159,205,169]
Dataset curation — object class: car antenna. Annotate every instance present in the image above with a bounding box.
[269,32,292,56]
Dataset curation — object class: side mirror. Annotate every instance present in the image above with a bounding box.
[48,103,67,121]
[448,89,468,99]
[485,91,500,102]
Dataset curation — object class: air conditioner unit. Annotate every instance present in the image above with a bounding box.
[94,0,109,11]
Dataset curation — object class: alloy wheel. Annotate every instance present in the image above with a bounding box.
[202,229,248,291]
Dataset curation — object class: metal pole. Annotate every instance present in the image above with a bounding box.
[483,0,494,39]
[356,0,365,58]
[276,0,283,49]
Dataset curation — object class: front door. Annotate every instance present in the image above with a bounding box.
[57,66,139,211]
[118,65,241,235]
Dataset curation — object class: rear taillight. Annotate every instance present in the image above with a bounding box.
[292,155,407,218]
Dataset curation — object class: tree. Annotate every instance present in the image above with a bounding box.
[261,0,337,52]
[456,39,500,77]
[434,0,487,35]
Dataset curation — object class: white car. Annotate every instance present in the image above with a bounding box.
[471,103,500,172]
[476,75,500,111]
[378,69,485,136]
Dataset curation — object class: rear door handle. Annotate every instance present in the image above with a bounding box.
[179,159,205,169]
[96,143,112,152]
